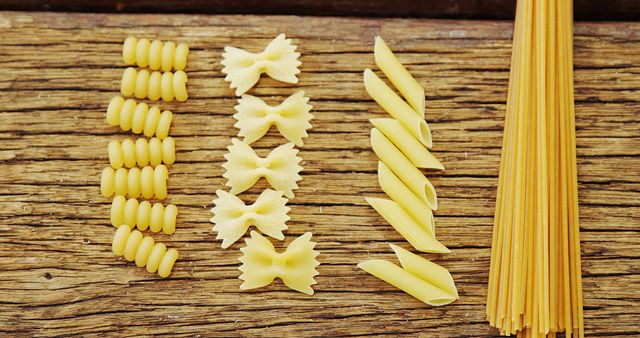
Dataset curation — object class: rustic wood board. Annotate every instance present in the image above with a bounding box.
[0,11,639,337]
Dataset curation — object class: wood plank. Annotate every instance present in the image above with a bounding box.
[0,11,639,336]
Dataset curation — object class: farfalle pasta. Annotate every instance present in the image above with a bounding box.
[211,189,290,249]
[239,231,319,295]
[112,225,179,278]
[234,91,313,146]
[222,138,302,199]
[100,164,168,200]
[108,137,175,169]
[221,34,301,96]
[106,96,173,139]
[121,67,188,102]
[111,195,178,234]
[123,37,189,72]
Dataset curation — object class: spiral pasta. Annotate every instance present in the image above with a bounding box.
[111,195,178,234]
[100,164,168,200]
[108,137,176,169]
[121,67,188,102]
[106,96,172,139]
[112,225,179,278]
[123,37,189,72]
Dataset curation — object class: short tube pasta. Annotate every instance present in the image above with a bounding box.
[108,137,176,169]
[374,36,425,118]
[120,67,188,102]
[366,197,449,253]
[371,118,443,170]
[111,195,178,234]
[112,225,179,277]
[100,164,169,200]
[371,128,438,210]
[123,37,189,71]
[106,96,173,139]
[364,68,432,148]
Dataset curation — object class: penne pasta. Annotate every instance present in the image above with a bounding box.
[371,128,437,210]
[374,36,425,118]
[366,197,449,253]
[377,161,435,236]
[364,68,432,148]
[371,118,444,170]
[390,244,458,299]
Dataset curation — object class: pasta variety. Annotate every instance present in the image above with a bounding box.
[221,34,301,96]
[358,244,458,306]
[100,164,168,200]
[234,91,313,146]
[106,96,173,139]
[121,67,188,102]
[211,189,290,249]
[371,127,437,210]
[487,0,584,337]
[222,138,302,199]
[111,195,178,235]
[374,37,425,118]
[366,197,448,253]
[122,36,189,72]
[363,68,432,148]
[108,137,176,169]
[239,231,319,295]
[112,225,179,278]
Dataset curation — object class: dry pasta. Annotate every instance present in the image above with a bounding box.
[121,67,188,102]
[211,189,290,249]
[106,96,172,139]
[366,197,448,253]
[221,33,301,96]
[100,164,168,200]
[374,37,425,118]
[363,68,432,148]
[123,36,189,71]
[371,118,443,170]
[111,195,178,234]
[233,91,313,146]
[371,128,437,210]
[108,137,176,169]
[239,231,319,295]
[222,138,302,199]
[112,225,179,278]
[358,244,458,306]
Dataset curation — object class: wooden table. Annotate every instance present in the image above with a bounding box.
[0,11,638,336]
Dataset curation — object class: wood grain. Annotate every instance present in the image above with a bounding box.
[0,11,639,337]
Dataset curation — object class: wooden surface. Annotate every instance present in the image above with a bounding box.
[4,0,640,21]
[0,11,639,337]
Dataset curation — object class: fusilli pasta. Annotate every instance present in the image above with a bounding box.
[112,225,179,278]
[111,195,178,234]
[106,96,172,139]
[121,67,188,102]
[108,137,176,169]
[101,164,169,199]
[123,36,189,72]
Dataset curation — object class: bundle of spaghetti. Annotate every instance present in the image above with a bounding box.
[486,0,584,336]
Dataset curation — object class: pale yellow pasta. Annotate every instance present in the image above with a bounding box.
[357,244,458,306]
[371,118,443,170]
[371,128,437,210]
[100,164,168,199]
[120,67,188,102]
[111,195,178,234]
[239,231,319,295]
[234,91,313,146]
[112,225,179,278]
[211,189,290,249]
[378,161,435,237]
[108,137,176,169]
[364,68,432,148]
[222,138,302,199]
[106,96,173,139]
[366,197,449,253]
[374,37,425,119]
[221,34,301,96]
[123,36,189,71]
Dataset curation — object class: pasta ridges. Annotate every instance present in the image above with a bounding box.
[100,164,169,199]
[106,96,173,139]
[108,137,176,169]
[123,36,189,71]
[121,67,188,102]
[112,225,179,278]
[111,195,178,234]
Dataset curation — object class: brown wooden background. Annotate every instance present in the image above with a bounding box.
[0,10,639,337]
